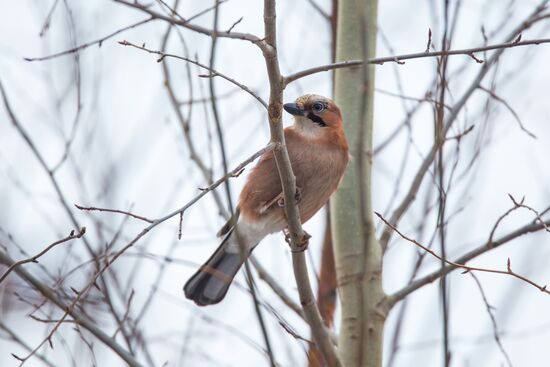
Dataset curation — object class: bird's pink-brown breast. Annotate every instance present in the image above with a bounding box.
[238,126,348,227]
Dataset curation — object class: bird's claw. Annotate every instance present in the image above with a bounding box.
[284,230,311,252]
[298,231,311,251]
[294,187,302,203]
[283,229,291,244]
[277,187,302,207]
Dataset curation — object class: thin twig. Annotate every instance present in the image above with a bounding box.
[283,37,550,85]
[0,227,86,284]
[378,7,550,250]
[119,40,268,108]
[74,204,154,223]
[478,85,537,139]
[25,17,154,62]
[0,321,57,367]
[470,274,514,367]
[249,256,305,319]
[27,0,230,62]
[113,0,264,45]
[381,213,550,309]
[0,250,144,367]
[2,142,274,366]
[376,211,550,295]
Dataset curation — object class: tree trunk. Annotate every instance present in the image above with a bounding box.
[331,0,385,366]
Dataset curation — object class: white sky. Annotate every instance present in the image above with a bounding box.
[1,0,550,366]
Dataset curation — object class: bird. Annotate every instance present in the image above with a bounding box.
[184,94,349,306]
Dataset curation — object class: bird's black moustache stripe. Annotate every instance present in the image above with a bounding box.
[307,113,326,127]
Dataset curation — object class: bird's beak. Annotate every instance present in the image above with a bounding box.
[283,103,305,116]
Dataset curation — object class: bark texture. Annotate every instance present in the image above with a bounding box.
[331,0,385,366]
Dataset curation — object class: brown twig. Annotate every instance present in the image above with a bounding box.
[283,37,550,85]
[378,7,550,251]
[0,250,144,367]
[470,273,514,367]
[425,28,432,52]
[380,212,550,309]
[249,255,305,319]
[306,0,331,20]
[119,40,268,108]
[153,143,274,223]
[25,17,154,62]
[0,321,57,367]
[2,142,273,366]
[112,290,135,339]
[0,227,86,284]
[26,0,230,62]
[74,204,154,223]
[478,85,537,139]
[226,17,243,33]
[507,194,550,233]
[113,0,263,45]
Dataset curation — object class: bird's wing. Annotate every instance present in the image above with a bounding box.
[216,206,240,237]
[258,192,283,214]
[238,129,309,219]
[238,148,285,219]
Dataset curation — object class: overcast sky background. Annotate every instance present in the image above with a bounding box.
[1,0,550,366]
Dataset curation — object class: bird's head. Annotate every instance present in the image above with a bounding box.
[283,94,343,134]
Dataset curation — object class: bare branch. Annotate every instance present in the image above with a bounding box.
[249,255,305,319]
[119,40,268,108]
[75,204,154,223]
[39,0,60,37]
[3,141,273,365]
[470,274,514,367]
[0,228,86,284]
[0,321,57,367]
[0,250,144,367]
[283,37,550,85]
[24,17,154,62]
[226,17,243,33]
[378,8,550,250]
[113,0,263,45]
[305,0,330,20]
[478,85,537,139]
[383,213,550,309]
[153,143,274,223]
[425,28,432,52]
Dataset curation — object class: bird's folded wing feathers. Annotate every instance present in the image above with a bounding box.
[216,207,240,237]
[259,192,283,214]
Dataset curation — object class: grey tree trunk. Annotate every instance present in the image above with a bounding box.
[331,0,385,366]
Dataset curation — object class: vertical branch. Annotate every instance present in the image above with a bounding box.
[332,0,384,367]
[208,0,233,214]
[261,1,341,366]
[435,2,454,365]
[308,210,338,367]
[358,1,384,366]
[207,2,276,365]
[331,1,365,362]
[309,2,339,365]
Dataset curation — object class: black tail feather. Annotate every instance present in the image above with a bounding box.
[184,233,245,306]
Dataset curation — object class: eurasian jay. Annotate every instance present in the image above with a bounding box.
[184,94,349,306]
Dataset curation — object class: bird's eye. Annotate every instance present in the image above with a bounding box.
[312,102,325,113]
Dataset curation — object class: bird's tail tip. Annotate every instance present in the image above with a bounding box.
[183,250,243,306]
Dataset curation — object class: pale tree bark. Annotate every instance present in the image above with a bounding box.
[332,0,385,366]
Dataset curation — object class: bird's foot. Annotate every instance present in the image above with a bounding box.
[283,228,291,244]
[294,186,302,203]
[296,231,311,252]
[277,187,302,207]
[284,230,311,252]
